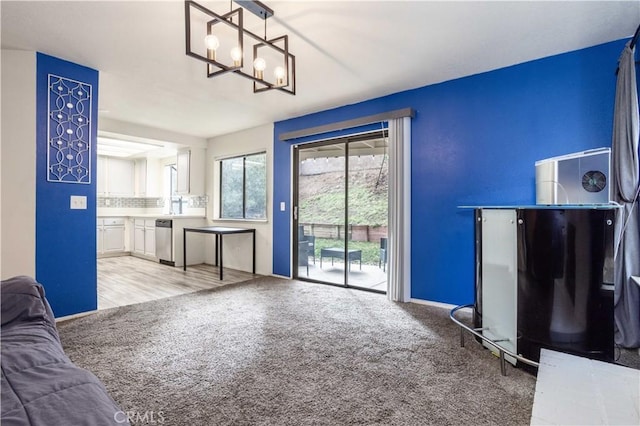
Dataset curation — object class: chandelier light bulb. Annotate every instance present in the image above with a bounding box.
[253,57,267,79]
[204,34,220,50]
[230,46,242,66]
[204,35,219,63]
[254,57,266,71]
[274,66,286,86]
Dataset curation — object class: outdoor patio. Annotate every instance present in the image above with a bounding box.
[297,261,387,292]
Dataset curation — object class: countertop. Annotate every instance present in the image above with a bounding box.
[98,214,206,219]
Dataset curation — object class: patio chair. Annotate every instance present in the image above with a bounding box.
[298,225,315,275]
[298,225,316,266]
[306,235,316,264]
[379,237,387,272]
[298,238,309,276]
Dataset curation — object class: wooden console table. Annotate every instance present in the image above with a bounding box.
[183,226,255,280]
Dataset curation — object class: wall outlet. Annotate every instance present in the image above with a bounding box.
[70,195,87,210]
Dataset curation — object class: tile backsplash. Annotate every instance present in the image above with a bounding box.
[98,195,208,209]
[98,197,163,209]
[186,195,208,208]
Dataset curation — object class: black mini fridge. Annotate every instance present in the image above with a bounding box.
[474,207,615,366]
[517,208,615,362]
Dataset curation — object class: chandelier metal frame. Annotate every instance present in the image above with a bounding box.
[185,0,296,95]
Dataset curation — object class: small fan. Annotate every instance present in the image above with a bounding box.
[582,170,607,193]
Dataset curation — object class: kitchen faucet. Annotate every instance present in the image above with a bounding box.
[170,195,183,215]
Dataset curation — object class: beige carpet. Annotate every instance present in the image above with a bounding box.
[58,277,536,425]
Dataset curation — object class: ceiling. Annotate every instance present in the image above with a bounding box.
[299,135,388,161]
[2,1,639,141]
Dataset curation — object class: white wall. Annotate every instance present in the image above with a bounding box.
[99,117,207,149]
[1,50,36,279]
[205,124,273,276]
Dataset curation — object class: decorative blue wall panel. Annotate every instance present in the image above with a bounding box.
[47,74,92,183]
[273,39,626,305]
[36,53,99,317]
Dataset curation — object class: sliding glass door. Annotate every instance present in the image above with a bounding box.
[293,132,388,293]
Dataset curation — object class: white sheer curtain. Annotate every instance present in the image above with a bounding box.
[387,117,411,302]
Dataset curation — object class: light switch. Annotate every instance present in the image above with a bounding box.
[70,195,87,210]
[280,202,286,211]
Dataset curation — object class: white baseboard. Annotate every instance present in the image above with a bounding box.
[98,251,131,259]
[55,310,98,323]
[271,273,291,279]
[409,298,472,313]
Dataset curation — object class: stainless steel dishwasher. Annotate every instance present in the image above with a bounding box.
[155,219,174,266]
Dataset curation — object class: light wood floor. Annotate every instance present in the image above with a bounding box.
[97,256,257,310]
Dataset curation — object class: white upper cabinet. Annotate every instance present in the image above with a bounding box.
[134,158,147,197]
[98,145,203,198]
[134,157,163,197]
[99,155,164,198]
[98,156,135,197]
[176,147,205,195]
[176,150,190,195]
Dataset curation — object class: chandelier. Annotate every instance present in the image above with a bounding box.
[185,0,296,95]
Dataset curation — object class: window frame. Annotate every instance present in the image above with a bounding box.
[218,151,267,220]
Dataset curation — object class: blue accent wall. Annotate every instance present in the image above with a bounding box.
[36,53,99,317]
[274,39,626,304]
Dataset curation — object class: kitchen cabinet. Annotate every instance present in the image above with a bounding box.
[107,157,135,196]
[133,218,156,258]
[104,226,125,252]
[176,147,205,195]
[134,219,145,255]
[99,155,162,198]
[98,156,135,196]
[144,220,156,257]
[176,150,190,194]
[134,158,147,197]
[97,218,126,255]
[132,157,162,197]
[97,221,103,253]
[101,216,206,265]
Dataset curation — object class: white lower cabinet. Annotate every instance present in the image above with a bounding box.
[134,221,145,254]
[133,218,156,259]
[144,220,156,257]
[97,221,103,254]
[97,218,126,255]
[104,226,125,252]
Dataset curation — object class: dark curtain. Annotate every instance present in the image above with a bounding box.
[612,40,640,348]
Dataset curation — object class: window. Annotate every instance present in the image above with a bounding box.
[164,164,186,215]
[220,152,266,219]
